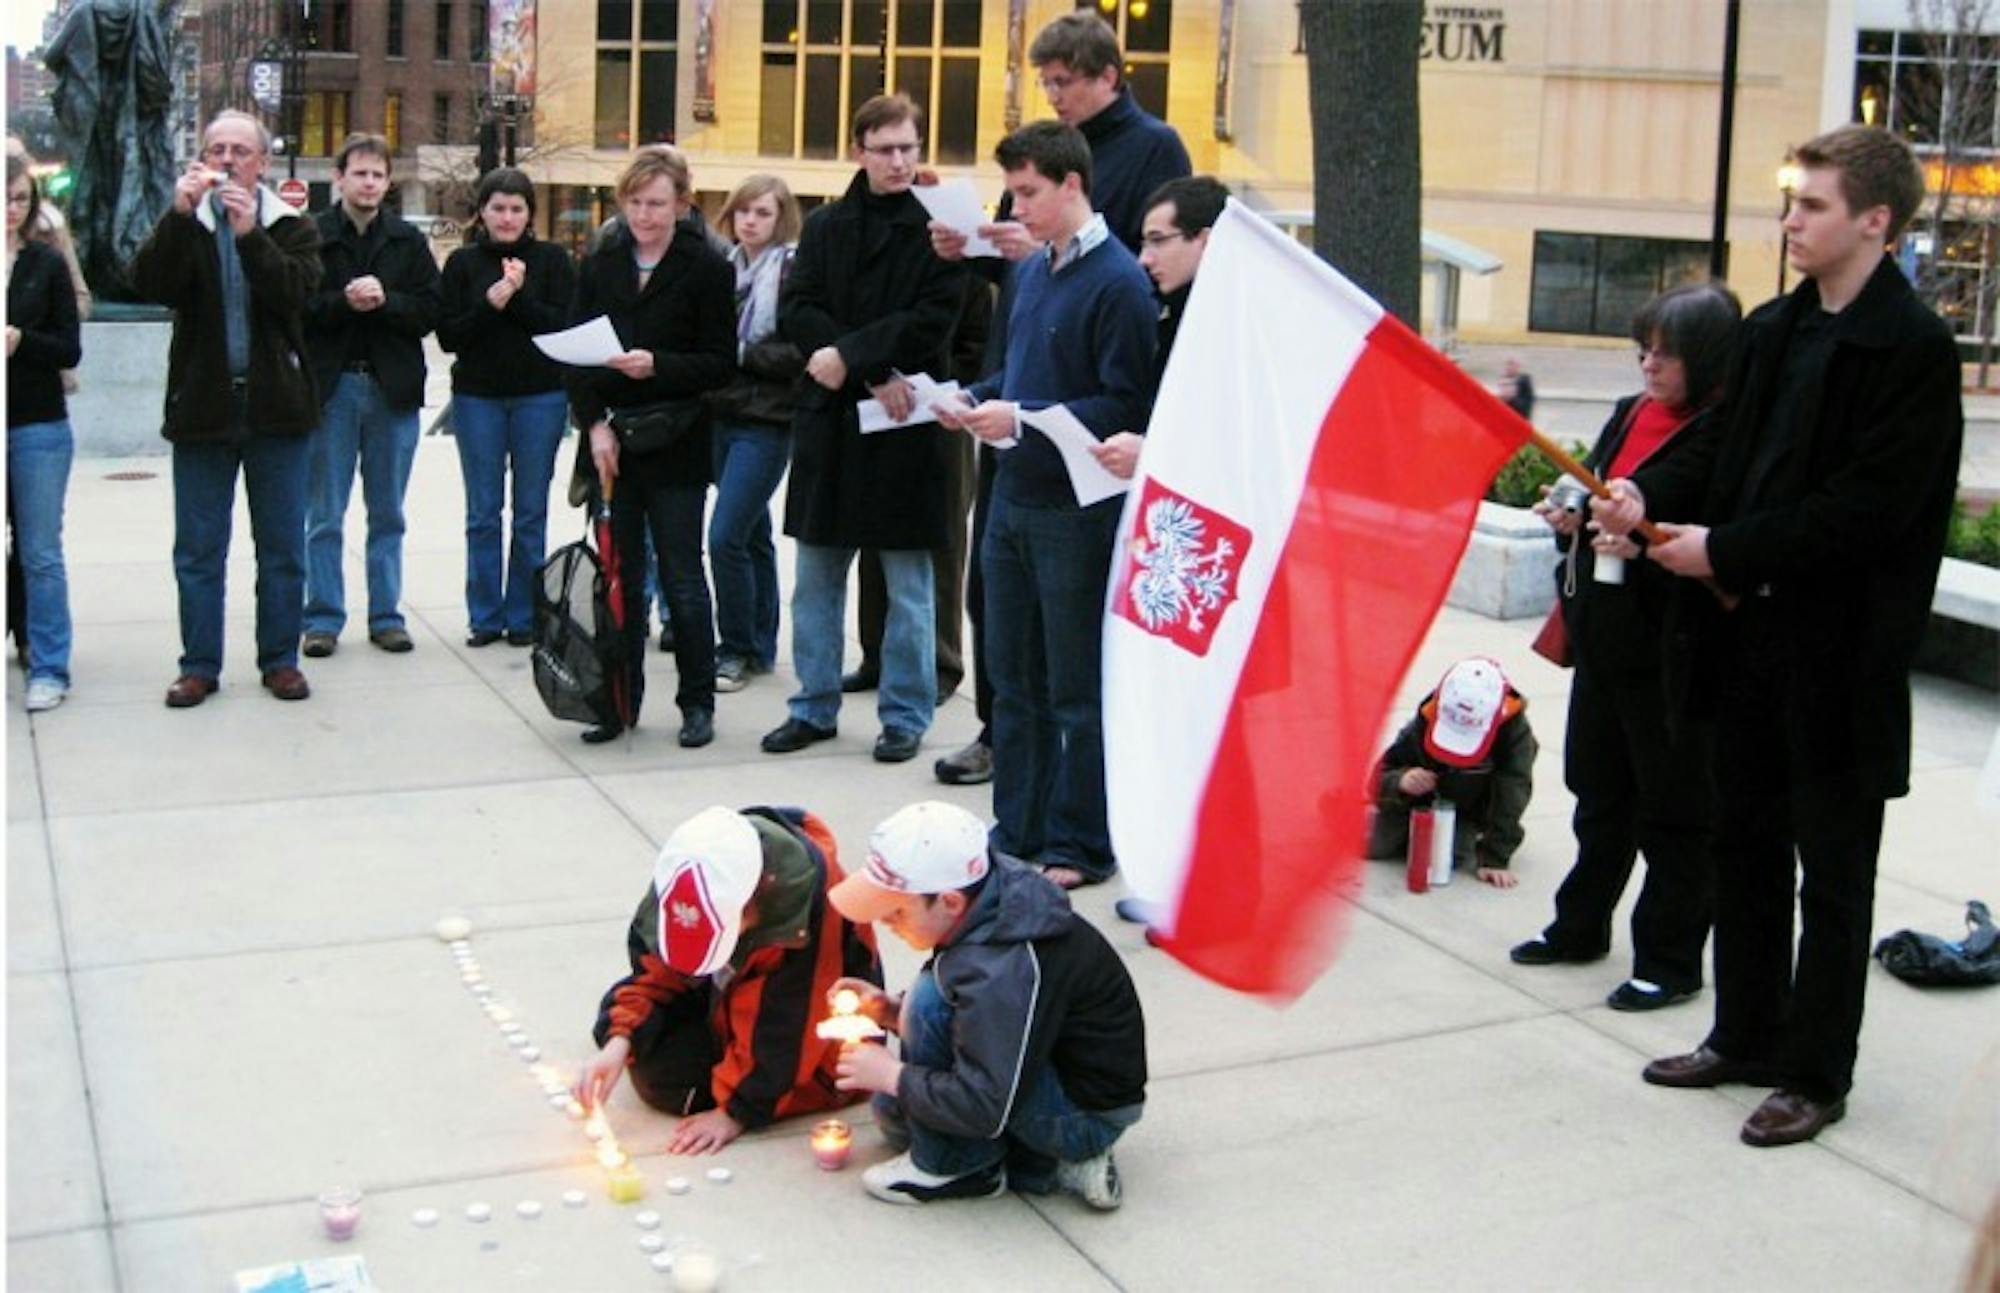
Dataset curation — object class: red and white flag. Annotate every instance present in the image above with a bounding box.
[1104,203,1529,999]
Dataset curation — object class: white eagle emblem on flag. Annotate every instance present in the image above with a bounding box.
[1114,480,1252,656]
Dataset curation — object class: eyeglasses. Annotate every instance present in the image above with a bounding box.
[861,142,922,159]
[1140,231,1189,249]
[203,142,261,161]
[1039,73,1081,95]
[5,193,31,207]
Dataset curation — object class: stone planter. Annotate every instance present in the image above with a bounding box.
[1916,557,2000,692]
[1446,500,1558,620]
[71,313,172,458]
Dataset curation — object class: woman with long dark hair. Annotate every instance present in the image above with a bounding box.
[6,152,83,712]
[1510,282,1742,1011]
[707,174,803,692]
[568,147,736,746]
[437,167,577,647]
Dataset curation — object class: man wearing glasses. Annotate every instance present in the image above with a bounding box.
[762,94,970,765]
[133,110,323,708]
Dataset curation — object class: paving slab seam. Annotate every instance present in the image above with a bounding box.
[24,719,130,1293]
[1143,1005,1556,1086]
[1013,1194,1132,1293]
[36,769,599,825]
[55,912,638,973]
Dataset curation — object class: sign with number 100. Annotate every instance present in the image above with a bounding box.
[250,60,283,112]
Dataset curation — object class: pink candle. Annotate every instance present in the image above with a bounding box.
[318,1186,363,1241]
[810,1119,853,1171]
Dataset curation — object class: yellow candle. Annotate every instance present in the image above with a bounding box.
[607,1165,645,1203]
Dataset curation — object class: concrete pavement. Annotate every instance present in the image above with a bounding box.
[7,432,1998,1291]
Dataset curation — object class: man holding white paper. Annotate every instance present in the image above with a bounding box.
[763,93,970,766]
[935,122,1156,891]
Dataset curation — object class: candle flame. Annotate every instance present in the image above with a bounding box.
[831,988,861,1017]
[597,1143,628,1170]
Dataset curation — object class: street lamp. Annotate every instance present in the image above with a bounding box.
[1776,159,1803,295]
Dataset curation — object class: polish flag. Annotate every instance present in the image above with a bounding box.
[1103,203,1529,999]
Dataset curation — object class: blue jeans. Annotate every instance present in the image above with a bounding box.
[872,967,1140,1183]
[172,435,309,677]
[981,492,1121,879]
[789,542,933,735]
[8,419,74,685]
[452,391,568,635]
[709,419,789,668]
[304,373,421,635]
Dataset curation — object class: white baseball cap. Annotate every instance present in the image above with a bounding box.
[829,801,991,924]
[1423,657,1509,767]
[648,806,763,977]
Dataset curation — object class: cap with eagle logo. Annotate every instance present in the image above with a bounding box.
[648,806,763,977]
[828,801,991,924]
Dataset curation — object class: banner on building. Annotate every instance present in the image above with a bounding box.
[490,0,537,98]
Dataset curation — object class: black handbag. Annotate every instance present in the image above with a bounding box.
[608,398,708,456]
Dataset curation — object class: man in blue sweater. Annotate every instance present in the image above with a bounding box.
[936,123,1158,891]
[928,9,1191,792]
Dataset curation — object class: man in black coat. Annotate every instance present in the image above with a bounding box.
[131,110,323,708]
[300,133,441,657]
[1598,125,1963,1147]
[761,94,968,765]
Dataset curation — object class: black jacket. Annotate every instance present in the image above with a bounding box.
[779,171,970,549]
[304,207,442,411]
[1633,256,1962,800]
[436,235,576,397]
[1557,398,1715,676]
[566,220,737,490]
[896,856,1146,1139]
[131,190,323,441]
[7,241,82,427]
[1375,689,1538,870]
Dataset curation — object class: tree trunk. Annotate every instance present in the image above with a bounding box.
[1300,0,1424,327]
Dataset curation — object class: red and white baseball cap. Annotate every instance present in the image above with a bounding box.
[649,806,763,977]
[1423,657,1509,767]
[829,801,991,924]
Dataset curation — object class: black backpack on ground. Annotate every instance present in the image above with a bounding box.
[1873,900,2000,987]
[532,527,626,729]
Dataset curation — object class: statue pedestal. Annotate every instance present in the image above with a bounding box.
[72,313,172,458]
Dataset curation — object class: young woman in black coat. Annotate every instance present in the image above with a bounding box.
[6,154,83,712]
[437,168,577,648]
[1510,282,1742,1012]
[567,147,736,746]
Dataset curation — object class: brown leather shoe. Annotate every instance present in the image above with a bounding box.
[261,667,311,701]
[1741,1089,1846,1147]
[1641,1046,1785,1089]
[164,674,218,708]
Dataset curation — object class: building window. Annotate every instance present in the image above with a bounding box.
[386,91,403,154]
[1075,0,1170,120]
[300,91,352,157]
[434,92,453,143]
[596,2,678,148]
[471,1,489,61]
[437,2,454,59]
[1853,27,2000,152]
[759,1,982,163]
[1528,232,1709,337]
[388,0,407,56]
[309,0,354,51]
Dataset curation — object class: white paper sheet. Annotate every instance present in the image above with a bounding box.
[532,315,624,366]
[911,180,1002,259]
[858,372,964,433]
[1018,403,1130,507]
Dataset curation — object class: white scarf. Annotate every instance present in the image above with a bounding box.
[730,241,792,350]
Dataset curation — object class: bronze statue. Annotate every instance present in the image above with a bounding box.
[45,0,180,300]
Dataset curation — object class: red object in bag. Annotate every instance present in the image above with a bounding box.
[1406,808,1435,893]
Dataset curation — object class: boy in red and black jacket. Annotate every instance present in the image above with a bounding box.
[1366,657,1538,888]
[574,805,882,1154]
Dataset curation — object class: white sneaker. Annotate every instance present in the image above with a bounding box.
[24,678,67,713]
[1054,1150,1123,1210]
[860,1152,1006,1205]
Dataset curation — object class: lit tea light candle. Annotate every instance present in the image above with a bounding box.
[607,1165,645,1203]
[410,1207,439,1228]
[810,1119,853,1171]
[318,1186,362,1241]
[664,1176,691,1195]
[639,1233,665,1254]
[634,1209,661,1230]
[650,1251,676,1274]
[565,1099,587,1120]
[519,1046,542,1062]
[435,915,472,941]
[487,1006,513,1023]
[596,1143,629,1171]
[561,1189,587,1209]
[815,989,885,1044]
[498,1022,524,1036]
[515,1200,543,1219]
[705,1167,732,1185]
[465,1202,492,1223]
